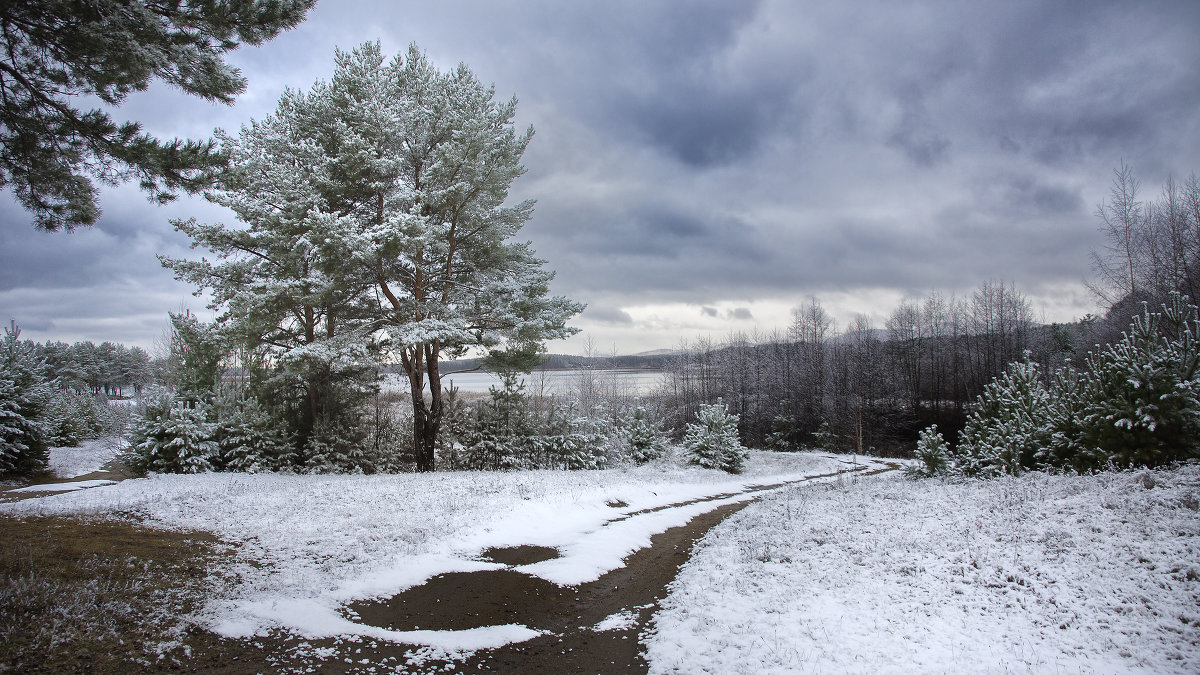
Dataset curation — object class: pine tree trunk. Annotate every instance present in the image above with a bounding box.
[405,342,443,472]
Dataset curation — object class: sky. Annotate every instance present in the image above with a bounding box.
[2,0,1199,356]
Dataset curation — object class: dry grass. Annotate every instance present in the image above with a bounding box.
[0,516,235,673]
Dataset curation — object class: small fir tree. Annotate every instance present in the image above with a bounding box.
[1042,364,1108,473]
[0,322,48,474]
[955,358,1052,477]
[1076,293,1200,467]
[625,404,667,464]
[684,400,747,474]
[216,394,292,472]
[303,412,368,474]
[131,398,218,474]
[906,424,951,478]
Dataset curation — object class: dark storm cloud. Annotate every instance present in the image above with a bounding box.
[583,306,634,325]
[4,0,1200,351]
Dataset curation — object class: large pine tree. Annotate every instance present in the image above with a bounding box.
[167,42,582,471]
[0,0,316,230]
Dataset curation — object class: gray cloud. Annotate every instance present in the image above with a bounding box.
[3,0,1199,352]
[583,306,634,325]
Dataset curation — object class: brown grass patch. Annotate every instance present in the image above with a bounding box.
[0,515,235,673]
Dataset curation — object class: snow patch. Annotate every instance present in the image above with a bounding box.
[591,610,638,632]
[8,479,118,493]
[47,437,125,478]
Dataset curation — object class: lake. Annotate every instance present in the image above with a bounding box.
[384,369,667,396]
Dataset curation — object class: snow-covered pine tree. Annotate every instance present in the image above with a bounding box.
[906,424,951,477]
[1077,293,1200,467]
[955,357,1052,477]
[216,394,293,473]
[0,322,48,474]
[131,398,218,474]
[165,42,582,471]
[625,403,667,464]
[684,400,747,473]
[310,43,582,471]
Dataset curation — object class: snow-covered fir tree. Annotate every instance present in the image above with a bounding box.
[0,322,48,474]
[624,403,667,464]
[684,400,747,473]
[906,424,951,478]
[131,398,218,474]
[1075,293,1200,467]
[955,357,1052,477]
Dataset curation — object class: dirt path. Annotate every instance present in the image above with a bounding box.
[179,497,763,674]
[304,461,900,673]
[3,460,899,673]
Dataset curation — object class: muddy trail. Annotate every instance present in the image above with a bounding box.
[4,459,899,673]
[215,460,898,674]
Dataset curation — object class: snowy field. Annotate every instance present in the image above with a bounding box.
[0,448,856,657]
[646,465,1200,674]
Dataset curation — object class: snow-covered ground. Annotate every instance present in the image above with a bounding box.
[0,449,857,657]
[646,466,1200,674]
[46,437,126,478]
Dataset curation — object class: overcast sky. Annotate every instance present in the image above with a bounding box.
[2,0,1199,355]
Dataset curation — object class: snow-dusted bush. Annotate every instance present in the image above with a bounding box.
[906,424,951,478]
[684,400,747,473]
[956,358,1052,477]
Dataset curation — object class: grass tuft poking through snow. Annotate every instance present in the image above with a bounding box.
[646,465,1200,674]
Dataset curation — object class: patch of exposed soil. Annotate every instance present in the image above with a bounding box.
[479,544,561,566]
